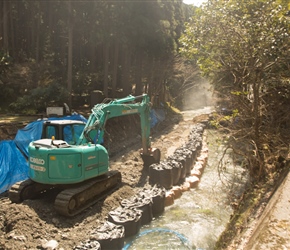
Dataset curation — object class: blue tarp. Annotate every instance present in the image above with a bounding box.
[0,140,29,193]
[0,114,87,194]
[14,120,44,158]
[150,108,166,128]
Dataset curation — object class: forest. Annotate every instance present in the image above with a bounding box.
[1,0,290,181]
[0,0,194,113]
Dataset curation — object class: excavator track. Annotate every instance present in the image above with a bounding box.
[9,179,52,203]
[54,170,121,217]
[9,170,121,217]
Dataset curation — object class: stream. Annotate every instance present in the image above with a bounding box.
[123,108,249,250]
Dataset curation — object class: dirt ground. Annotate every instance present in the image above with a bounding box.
[1,112,290,250]
[0,112,208,250]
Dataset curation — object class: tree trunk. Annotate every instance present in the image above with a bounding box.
[134,51,143,96]
[35,8,40,63]
[121,46,131,96]
[90,41,97,73]
[9,3,15,59]
[103,42,110,97]
[67,1,73,107]
[111,39,119,97]
[149,58,164,105]
[147,57,156,96]
[3,1,9,54]
[0,1,2,49]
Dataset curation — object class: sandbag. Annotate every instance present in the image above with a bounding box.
[108,206,142,237]
[166,160,181,185]
[73,240,101,250]
[121,193,153,225]
[90,221,125,250]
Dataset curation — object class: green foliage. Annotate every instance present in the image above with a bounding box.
[209,109,239,129]
[230,91,248,96]
[180,0,290,89]
[9,82,69,114]
[180,0,290,180]
[0,51,12,74]
[0,51,14,109]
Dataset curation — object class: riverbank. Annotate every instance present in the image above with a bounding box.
[216,160,290,249]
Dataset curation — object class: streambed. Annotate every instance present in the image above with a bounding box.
[124,129,249,250]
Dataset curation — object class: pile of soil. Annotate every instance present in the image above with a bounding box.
[0,111,206,249]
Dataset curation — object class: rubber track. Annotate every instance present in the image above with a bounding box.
[9,179,34,203]
[54,170,121,216]
[9,179,53,203]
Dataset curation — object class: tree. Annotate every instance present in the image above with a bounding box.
[180,0,290,180]
[1,0,190,111]
[67,1,73,107]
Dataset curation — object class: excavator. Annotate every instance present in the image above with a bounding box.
[9,94,161,216]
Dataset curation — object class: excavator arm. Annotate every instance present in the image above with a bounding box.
[77,94,155,158]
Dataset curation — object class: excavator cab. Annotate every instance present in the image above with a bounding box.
[42,120,86,145]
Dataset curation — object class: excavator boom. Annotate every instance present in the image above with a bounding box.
[78,94,151,154]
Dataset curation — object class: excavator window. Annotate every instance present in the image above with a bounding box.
[63,124,85,145]
[46,126,58,139]
[42,123,85,145]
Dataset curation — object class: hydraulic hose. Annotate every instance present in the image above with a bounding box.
[122,227,191,250]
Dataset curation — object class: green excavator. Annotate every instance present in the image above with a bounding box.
[9,94,161,216]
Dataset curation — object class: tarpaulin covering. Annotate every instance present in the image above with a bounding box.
[150,109,166,128]
[14,120,44,159]
[0,114,87,194]
[0,140,29,194]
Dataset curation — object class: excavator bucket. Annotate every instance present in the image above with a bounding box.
[141,148,161,168]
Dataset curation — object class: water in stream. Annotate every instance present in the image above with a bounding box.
[124,128,249,250]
